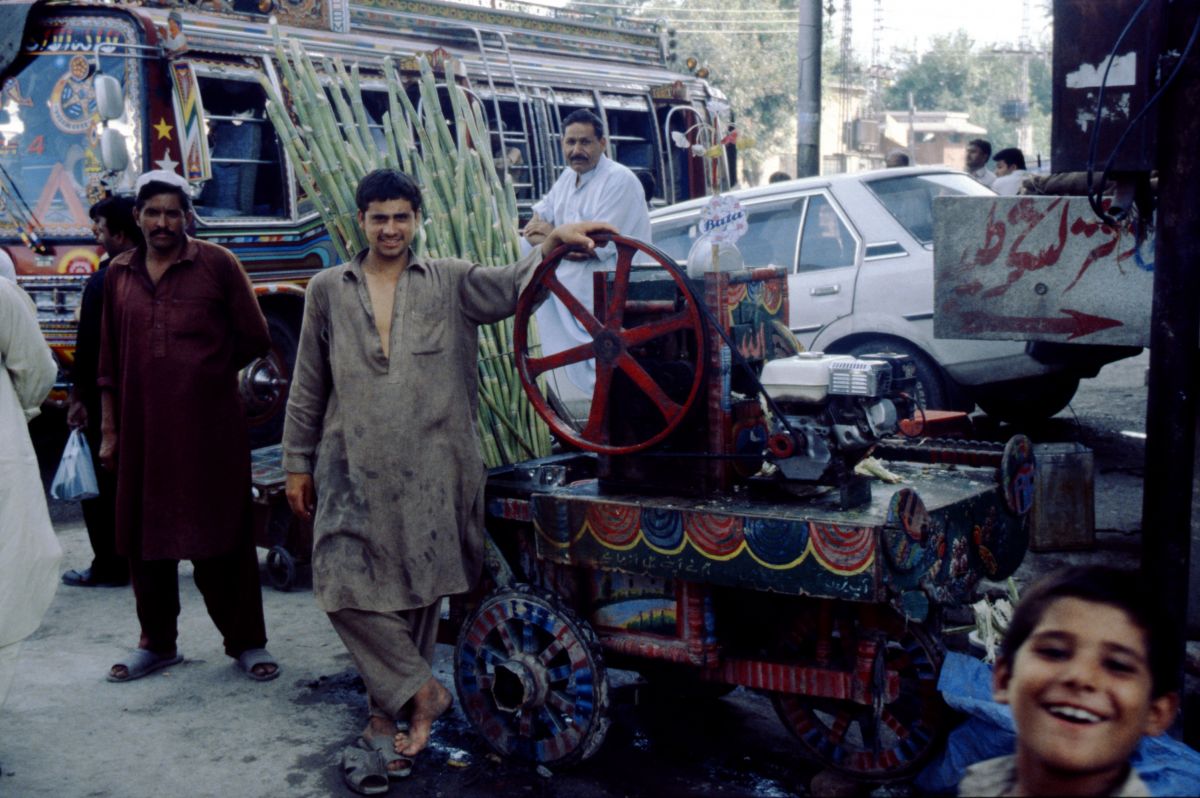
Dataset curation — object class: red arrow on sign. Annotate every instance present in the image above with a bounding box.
[957,308,1123,340]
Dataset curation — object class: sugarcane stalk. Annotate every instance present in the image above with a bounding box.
[264,39,550,466]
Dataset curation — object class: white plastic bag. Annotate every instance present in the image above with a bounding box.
[49,428,99,501]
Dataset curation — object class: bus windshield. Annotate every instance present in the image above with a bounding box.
[0,12,142,239]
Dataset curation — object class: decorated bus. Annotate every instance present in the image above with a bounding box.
[0,0,727,442]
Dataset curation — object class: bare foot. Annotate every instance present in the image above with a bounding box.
[397,678,452,757]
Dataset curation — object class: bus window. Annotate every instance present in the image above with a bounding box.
[194,74,287,220]
[358,90,391,156]
[601,95,660,203]
[479,94,534,201]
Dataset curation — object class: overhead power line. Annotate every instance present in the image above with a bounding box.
[564,1,801,14]
[673,29,798,34]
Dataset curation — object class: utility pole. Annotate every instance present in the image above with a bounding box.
[796,0,822,177]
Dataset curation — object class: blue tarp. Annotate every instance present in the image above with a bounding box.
[916,651,1200,796]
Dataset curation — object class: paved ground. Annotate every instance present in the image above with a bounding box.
[2,351,1195,797]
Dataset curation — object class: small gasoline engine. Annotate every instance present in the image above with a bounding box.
[759,351,918,498]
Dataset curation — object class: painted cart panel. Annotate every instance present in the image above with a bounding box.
[509,459,1028,614]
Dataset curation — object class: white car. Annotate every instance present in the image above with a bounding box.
[649,166,1139,422]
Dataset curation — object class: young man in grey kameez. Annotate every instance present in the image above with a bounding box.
[283,168,612,781]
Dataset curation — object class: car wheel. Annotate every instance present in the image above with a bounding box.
[845,338,949,411]
[975,373,1080,424]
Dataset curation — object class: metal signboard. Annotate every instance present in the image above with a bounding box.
[1052,0,1162,172]
[933,196,1154,347]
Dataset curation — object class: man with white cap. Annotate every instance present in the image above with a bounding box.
[98,170,279,682]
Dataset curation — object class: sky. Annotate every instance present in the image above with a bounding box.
[531,1,1053,61]
[851,0,1053,62]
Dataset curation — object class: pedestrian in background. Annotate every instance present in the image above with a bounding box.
[966,138,996,187]
[99,171,279,683]
[61,196,142,589]
[0,275,60,708]
[992,147,1030,195]
[284,168,611,791]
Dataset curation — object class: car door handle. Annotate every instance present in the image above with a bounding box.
[810,284,840,296]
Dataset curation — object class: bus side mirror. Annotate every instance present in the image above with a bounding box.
[94,75,124,121]
[100,128,129,173]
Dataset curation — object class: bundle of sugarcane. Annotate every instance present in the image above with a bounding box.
[260,21,551,466]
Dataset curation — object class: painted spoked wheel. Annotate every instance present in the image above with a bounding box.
[454,584,610,766]
[512,233,706,455]
[772,616,948,780]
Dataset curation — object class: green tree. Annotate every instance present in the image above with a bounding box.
[883,30,1053,162]
[585,0,853,181]
[667,0,803,179]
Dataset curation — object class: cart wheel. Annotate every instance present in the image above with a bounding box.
[266,545,297,592]
[772,615,948,780]
[512,233,706,455]
[455,583,610,766]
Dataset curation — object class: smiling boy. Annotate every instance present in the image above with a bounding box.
[960,566,1181,797]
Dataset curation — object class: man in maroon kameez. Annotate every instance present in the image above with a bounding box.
[98,171,279,682]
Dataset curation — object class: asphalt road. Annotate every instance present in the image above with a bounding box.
[1,351,1179,798]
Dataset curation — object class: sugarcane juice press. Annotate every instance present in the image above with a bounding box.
[451,234,1035,779]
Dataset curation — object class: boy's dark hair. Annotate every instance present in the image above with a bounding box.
[89,196,143,246]
[968,138,992,158]
[355,169,423,214]
[999,565,1182,697]
[993,147,1026,170]
[561,109,604,139]
[135,181,192,213]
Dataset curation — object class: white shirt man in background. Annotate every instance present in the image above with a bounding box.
[992,147,1030,195]
[522,109,651,396]
[0,275,60,709]
[966,138,996,188]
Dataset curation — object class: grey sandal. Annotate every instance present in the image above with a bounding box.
[359,734,414,780]
[107,648,183,682]
[235,647,280,682]
[340,745,388,795]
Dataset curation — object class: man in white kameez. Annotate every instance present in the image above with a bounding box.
[0,275,61,709]
[522,108,651,399]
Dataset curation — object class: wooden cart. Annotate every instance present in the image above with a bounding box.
[449,236,1034,781]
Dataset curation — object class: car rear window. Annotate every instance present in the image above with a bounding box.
[652,198,802,271]
[863,173,992,245]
